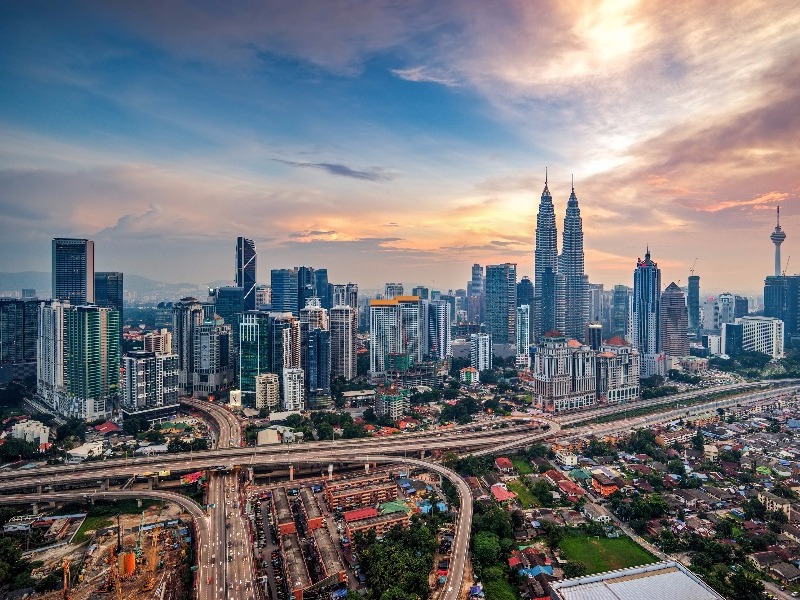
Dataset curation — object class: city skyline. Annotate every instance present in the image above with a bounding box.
[1,2,799,294]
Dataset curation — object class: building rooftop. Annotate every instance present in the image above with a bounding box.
[313,527,344,577]
[282,534,311,590]
[550,561,724,600]
[273,488,293,524]
[300,487,322,519]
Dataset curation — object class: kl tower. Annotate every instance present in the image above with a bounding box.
[771,206,787,277]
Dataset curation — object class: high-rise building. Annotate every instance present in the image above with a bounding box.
[559,183,589,341]
[330,306,356,381]
[737,316,784,358]
[282,367,305,411]
[143,328,172,355]
[333,283,358,311]
[530,333,596,413]
[734,295,749,318]
[239,311,271,405]
[368,296,421,377]
[485,263,517,344]
[631,249,663,376]
[587,283,604,323]
[297,266,322,313]
[533,175,563,341]
[539,267,565,336]
[271,269,299,315]
[171,297,204,395]
[516,277,534,308]
[660,282,688,358]
[467,263,485,324]
[384,283,404,299]
[771,206,786,277]
[268,312,301,377]
[94,272,123,322]
[254,373,280,410]
[470,332,492,372]
[300,298,331,404]
[52,238,94,304]
[423,299,451,360]
[21,289,36,299]
[687,275,700,335]
[412,286,430,300]
[515,305,531,369]
[213,286,244,327]
[64,305,119,420]
[0,298,39,380]
[611,285,631,338]
[596,337,640,404]
[192,316,234,399]
[36,299,68,412]
[586,322,603,351]
[122,350,179,420]
[236,237,257,312]
[255,284,270,308]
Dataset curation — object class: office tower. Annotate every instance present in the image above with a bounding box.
[596,337,640,404]
[255,373,280,410]
[517,277,534,308]
[385,283,404,299]
[268,312,301,376]
[516,305,530,369]
[52,238,94,304]
[64,305,119,420]
[282,367,305,411]
[586,322,603,351]
[368,296,422,377]
[0,298,39,380]
[485,263,517,344]
[412,286,430,300]
[722,322,744,356]
[631,249,663,376]
[611,285,631,338]
[533,175,563,341]
[470,332,492,372]
[271,268,299,315]
[467,263,485,324]
[737,316,784,358]
[734,295,749,318]
[660,282,688,358]
[530,333,596,413]
[701,296,720,332]
[37,299,69,411]
[94,272,123,315]
[423,299,452,360]
[143,328,172,354]
[330,306,356,381]
[235,237,257,311]
[122,350,179,419]
[171,297,204,395]
[296,266,316,313]
[239,311,271,405]
[687,274,700,335]
[559,182,589,341]
[333,283,358,310]
[300,298,331,404]
[299,297,328,330]
[192,316,234,399]
[539,267,565,336]
[771,206,787,277]
[213,286,244,329]
[255,284,270,308]
[21,289,36,299]
[314,270,331,310]
[440,294,456,326]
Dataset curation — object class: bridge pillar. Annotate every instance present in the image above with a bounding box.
[364,463,369,474]
[99,479,106,492]
[137,499,142,508]
[328,464,334,481]
[147,477,154,490]
[104,478,110,490]
[48,501,56,508]
[420,450,425,459]
[31,503,38,516]
[37,484,42,494]
[289,465,294,482]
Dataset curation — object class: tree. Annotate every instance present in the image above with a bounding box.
[563,561,587,578]
[692,429,705,451]
[472,531,501,566]
[728,569,765,599]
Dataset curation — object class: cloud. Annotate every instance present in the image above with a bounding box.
[272,159,394,182]
[391,66,458,87]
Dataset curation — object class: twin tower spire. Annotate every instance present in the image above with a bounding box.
[533,171,588,342]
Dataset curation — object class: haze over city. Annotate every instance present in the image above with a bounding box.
[2,1,799,292]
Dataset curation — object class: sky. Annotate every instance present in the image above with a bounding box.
[1,1,799,295]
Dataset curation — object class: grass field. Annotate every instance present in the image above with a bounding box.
[73,516,113,544]
[511,457,534,475]
[506,479,538,508]
[559,531,655,574]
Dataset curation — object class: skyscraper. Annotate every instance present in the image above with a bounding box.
[517,277,534,308]
[94,271,123,327]
[122,350,179,419]
[368,296,422,377]
[687,274,700,335]
[467,263,485,324]
[254,373,280,410]
[660,282,688,359]
[423,299,451,360]
[271,269,299,315]
[52,238,94,304]
[0,298,39,379]
[64,305,119,420]
[385,283,404,299]
[191,316,234,399]
[236,237,257,311]
[296,266,329,312]
[533,175,559,341]
[213,286,244,327]
[239,311,271,405]
[485,263,517,344]
[631,249,663,376]
[771,206,786,277]
[412,286,430,300]
[611,285,631,338]
[300,298,331,405]
[515,304,530,369]
[559,182,589,341]
[330,305,356,381]
[171,297,204,395]
[470,332,492,372]
[37,299,68,411]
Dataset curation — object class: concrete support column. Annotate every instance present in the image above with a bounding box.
[31,503,38,516]
[289,465,294,482]
[99,480,106,492]
[137,499,142,508]
[365,463,369,474]
[328,464,334,481]
[37,484,42,494]
[147,477,154,490]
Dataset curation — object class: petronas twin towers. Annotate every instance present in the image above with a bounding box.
[533,173,589,342]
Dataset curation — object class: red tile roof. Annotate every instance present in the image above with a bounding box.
[495,457,514,470]
[94,421,121,434]
[343,507,378,523]
[490,485,516,502]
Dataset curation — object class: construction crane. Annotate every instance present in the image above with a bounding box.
[784,256,791,277]
[689,258,698,276]
[142,525,160,592]
[100,547,122,600]
[135,512,145,558]
[62,559,71,600]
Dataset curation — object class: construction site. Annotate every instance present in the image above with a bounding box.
[22,502,194,600]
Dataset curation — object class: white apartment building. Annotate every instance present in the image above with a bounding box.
[470,332,492,372]
[282,367,305,411]
[255,372,280,410]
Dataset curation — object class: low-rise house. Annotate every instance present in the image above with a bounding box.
[583,503,612,524]
[495,457,514,473]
